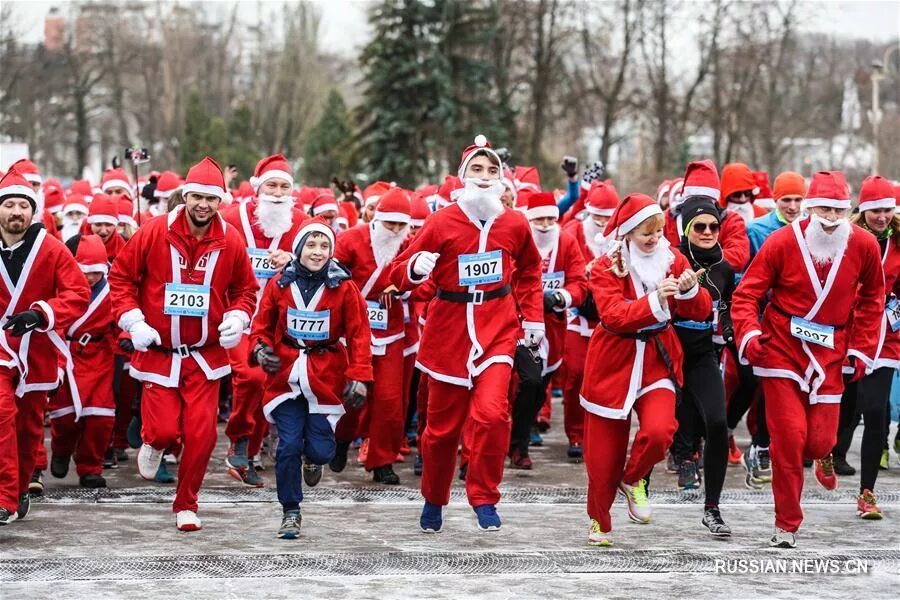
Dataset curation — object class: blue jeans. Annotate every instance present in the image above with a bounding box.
[271,396,336,511]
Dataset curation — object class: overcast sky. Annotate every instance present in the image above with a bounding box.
[5,0,900,57]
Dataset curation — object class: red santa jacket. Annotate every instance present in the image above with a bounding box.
[391,204,544,387]
[563,217,606,338]
[866,236,900,370]
[665,208,749,272]
[732,218,884,404]
[108,207,259,387]
[335,223,406,350]
[0,227,90,396]
[252,273,373,428]
[580,247,712,419]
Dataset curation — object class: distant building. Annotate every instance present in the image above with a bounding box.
[44,7,65,51]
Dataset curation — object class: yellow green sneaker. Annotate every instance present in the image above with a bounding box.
[588,519,613,547]
[880,449,890,470]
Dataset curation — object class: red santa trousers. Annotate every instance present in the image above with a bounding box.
[50,413,114,477]
[562,330,589,445]
[0,367,48,512]
[761,377,840,533]
[140,357,220,513]
[224,335,268,456]
[583,388,677,532]
[421,362,512,507]
[361,342,405,470]
[111,360,138,449]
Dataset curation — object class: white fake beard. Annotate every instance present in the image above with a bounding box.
[806,214,851,266]
[255,194,294,238]
[61,215,84,241]
[626,237,674,291]
[371,221,407,267]
[458,178,505,221]
[583,218,608,257]
[727,201,755,224]
[531,223,559,257]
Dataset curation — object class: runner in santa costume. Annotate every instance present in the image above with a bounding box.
[146,170,181,220]
[333,187,412,484]
[560,180,618,459]
[47,234,117,488]
[251,218,373,538]
[60,193,89,242]
[220,154,307,487]
[0,167,90,525]
[731,170,884,548]
[508,192,586,469]
[664,160,750,272]
[9,159,59,238]
[100,167,134,199]
[361,181,393,224]
[108,156,258,531]
[309,191,339,229]
[831,175,900,520]
[579,192,711,547]
[390,135,545,532]
[719,163,767,224]
[86,194,127,262]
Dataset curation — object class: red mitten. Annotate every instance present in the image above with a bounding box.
[850,358,868,383]
[744,337,765,365]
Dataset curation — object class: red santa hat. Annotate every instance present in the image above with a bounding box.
[502,168,517,200]
[363,181,393,208]
[603,192,663,238]
[858,175,896,212]
[11,159,42,185]
[437,175,463,207]
[719,163,759,207]
[116,195,137,227]
[43,182,66,214]
[181,156,227,200]
[250,154,293,192]
[75,234,109,275]
[154,171,181,199]
[409,192,432,227]
[63,193,90,216]
[236,180,256,202]
[525,192,559,220]
[752,171,775,210]
[514,165,541,193]
[0,166,38,211]
[457,134,502,180]
[87,194,119,225]
[311,190,339,216]
[668,178,685,208]
[805,170,851,210]
[655,179,672,205]
[338,202,357,229]
[69,179,93,199]
[682,159,721,203]
[374,187,411,223]
[294,217,335,257]
[586,180,620,217]
[101,168,133,197]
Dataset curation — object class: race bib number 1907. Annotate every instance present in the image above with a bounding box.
[458,250,503,286]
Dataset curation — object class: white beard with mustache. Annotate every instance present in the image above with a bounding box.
[727,201,755,224]
[371,221,408,267]
[805,214,852,266]
[457,178,505,222]
[61,215,85,242]
[531,224,559,257]
[583,218,609,257]
[254,194,294,239]
[625,237,674,292]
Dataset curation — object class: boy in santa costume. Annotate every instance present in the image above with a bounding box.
[332,187,412,484]
[108,156,258,532]
[220,154,308,487]
[47,234,117,488]
[390,135,544,532]
[508,191,586,469]
[579,192,710,547]
[0,167,90,525]
[732,170,884,548]
[251,218,373,538]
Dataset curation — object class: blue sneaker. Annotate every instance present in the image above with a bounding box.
[529,431,543,447]
[126,415,142,449]
[155,461,175,484]
[413,453,423,476]
[420,502,443,533]
[473,504,501,531]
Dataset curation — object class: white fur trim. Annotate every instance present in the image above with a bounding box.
[79,263,108,275]
[295,222,335,252]
[656,184,671,203]
[365,195,381,207]
[22,173,42,184]
[683,185,720,200]
[458,147,502,180]
[618,204,663,236]
[374,211,410,223]
[30,300,55,331]
[181,182,226,199]
[648,291,670,322]
[62,203,88,215]
[154,188,175,199]
[0,184,37,202]
[804,198,851,209]
[409,218,425,227]
[521,320,545,332]
[754,198,776,210]
[253,170,293,191]
[101,179,131,193]
[858,197,896,212]
[738,329,762,365]
[87,215,118,226]
[587,206,615,216]
[526,205,559,220]
[674,283,699,300]
[312,202,339,215]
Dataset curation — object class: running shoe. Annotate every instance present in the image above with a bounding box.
[529,430,544,447]
[420,501,443,533]
[28,470,44,496]
[567,442,583,462]
[358,438,369,464]
[879,449,889,470]
[50,454,70,479]
[373,465,400,485]
[770,527,796,548]
[509,448,533,470]
[741,446,764,490]
[277,510,302,539]
[175,510,202,532]
[833,454,856,476]
[79,474,107,488]
[857,489,883,520]
[137,443,163,480]
[701,506,732,537]
[473,504,501,531]
[588,519,612,547]
[155,461,175,484]
[225,438,250,472]
[727,435,742,465]
[666,451,678,474]
[756,447,772,482]
[302,463,323,487]
[618,479,652,523]
[413,453,423,476]
[814,455,838,491]
[329,441,350,473]
[678,460,701,490]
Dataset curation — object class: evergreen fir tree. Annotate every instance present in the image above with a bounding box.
[303,89,356,185]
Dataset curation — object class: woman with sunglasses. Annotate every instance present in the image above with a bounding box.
[671,195,735,537]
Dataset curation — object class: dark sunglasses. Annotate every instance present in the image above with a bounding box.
[692,221,720,234]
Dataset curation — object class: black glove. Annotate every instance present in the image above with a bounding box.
[542,291,565,312]
[561,156,578,179]
[514,343,543,387]
[254,343,281,375]
[342,379,367,411]
[3,310,46,337]
[577,293,599,321]
[118,338,135,353]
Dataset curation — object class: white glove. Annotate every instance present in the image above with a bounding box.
[523,327,544,347]
[412,252,440,277]
[129,320,162,352]
[218,316,244,350]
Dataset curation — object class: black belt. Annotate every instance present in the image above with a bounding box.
[769,303,845,330]
[66,333,106,346]
[600,322,680,401]
[436,284,511,305]
[601,322,670,342]
[283,337,340,354]
[149,344,201,358]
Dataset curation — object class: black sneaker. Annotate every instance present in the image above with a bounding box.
[51,454,70,478]
[413,453,423,476]
[277,510,302,539]
[302,463,323,487]
[329,441,350,473]
[803,458,813,468]
[103,448,118,469]
[28,470,44,496]
[677,460,701,490]
[567,442,583,462]
[701,506,731,537]
[833,454,856,476]
[79,474,107,488]
[0,507,17,525]
[114,447,128,462]
[373,465,400,485]
[17,493,30,520]
[459,461,468,481]
[126,415,143,449]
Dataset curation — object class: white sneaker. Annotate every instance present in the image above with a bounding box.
[587,519,612,547]
[163,453,178,465]
[770,527,796,548]
[137,444,164,480]
[618,480,652,523]
[176,510,202,532]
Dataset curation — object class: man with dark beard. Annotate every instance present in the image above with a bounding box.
[220,154,308,486]
[332,188,412,485]
[732,170,885,548]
